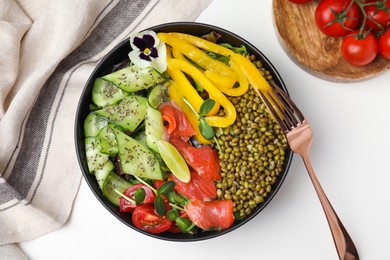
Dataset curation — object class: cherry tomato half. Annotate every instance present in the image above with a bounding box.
[288,0,313,4]
[132,204,172,234]
[341,30,378,66]
[315,0,360,37]
[364,0,390,32]
[379,28,390,59]
[119,184,156,213]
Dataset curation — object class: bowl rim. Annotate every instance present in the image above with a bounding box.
[74,21,293,242]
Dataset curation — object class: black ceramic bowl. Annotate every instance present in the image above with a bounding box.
[75,22,293,241]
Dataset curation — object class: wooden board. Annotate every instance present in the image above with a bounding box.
[272,0,390,82]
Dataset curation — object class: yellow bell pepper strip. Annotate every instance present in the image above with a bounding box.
[230,53,284,119]
[169,59,236,128]
[158,33,237,88]
[166,58,220,116]
[167,81,212,144]
[167,32,235,57]
[205,59,249,97]
[171,46,247,97]
[171,47,187,62]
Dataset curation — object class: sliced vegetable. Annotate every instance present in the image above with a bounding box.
[113,127,163,180]
[165,59,221,116]
[95,125,118,155]
[166,32,235,56]
[119,184,156,212]
[85,137,110,173]
[95,95,147,132]
[167,59,236,128]
[102,171,131,206]
[92,78,129,108]
[147,83,170,109]
[158,33,237,86]
[84,113,107,137]
[132,204,172,234]
[95,160,114,189]
[145,103,164,153]
[102,65,165,93]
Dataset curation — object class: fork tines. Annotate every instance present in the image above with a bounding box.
[256,81,305,134]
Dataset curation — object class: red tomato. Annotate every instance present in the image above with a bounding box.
[315,0,360,37]
[153,180,166,189]
[132,204,172,234]
[379,28,390,59]
[341,30,378,66]
[119,184,156,213]
[169,136,221,181]
[184,200,234,230]
[288,0,313,3]
[168,169,217,201]
[160,102,196,141]
[363,0,390,32]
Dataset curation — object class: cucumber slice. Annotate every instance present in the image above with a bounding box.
[95,95,147,132]
[102,171,131,206]
[145,103,164,153]
[92,78,129,108]
[147,83,169,109]
[133,130,147,148]
[85,137,109,174]
[95,125,118,155]
[84,113,107,137]
[95,160,115,189]
[102,65,165,93]
[130,130,169,174]
[113,128,163,180]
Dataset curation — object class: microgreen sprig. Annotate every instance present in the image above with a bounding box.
[183,98,217,139]
[132,175,186,214]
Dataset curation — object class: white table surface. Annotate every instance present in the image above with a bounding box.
[19,0,390,259]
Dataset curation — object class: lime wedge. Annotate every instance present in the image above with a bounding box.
[157,140,191,183]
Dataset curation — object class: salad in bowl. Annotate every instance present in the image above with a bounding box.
[75,22,292,240]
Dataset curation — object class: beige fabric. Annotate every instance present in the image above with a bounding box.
[0,0,212,258]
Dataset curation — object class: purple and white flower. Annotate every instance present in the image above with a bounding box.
[128,30,167,73]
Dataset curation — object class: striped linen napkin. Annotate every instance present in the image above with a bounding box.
[0,0,212,258]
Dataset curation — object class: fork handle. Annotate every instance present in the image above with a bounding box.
[301,156,359,260]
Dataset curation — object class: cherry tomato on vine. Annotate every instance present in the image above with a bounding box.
[315,0,361,37]
[341,30,378,66]
[288,0,313,4]
[132,204,172,234]
[379,28,390,59]
[363,0,390,32]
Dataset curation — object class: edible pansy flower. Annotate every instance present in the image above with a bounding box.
[128,30,167,73]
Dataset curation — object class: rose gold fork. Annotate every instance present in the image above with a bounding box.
[257,81,359,260]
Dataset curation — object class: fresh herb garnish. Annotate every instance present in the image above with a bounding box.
[134,188,146,205]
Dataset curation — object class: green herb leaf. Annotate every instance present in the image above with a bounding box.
[193,80,204,92]
[166,209,179,221]
[199,117,215,140]
[167,191,188,206]
[134,188,146,205]
[154,195,165,216]
[218,43,247,54]
[157,180,175,195]
[176,217,193,233]
[199,99,215,117]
